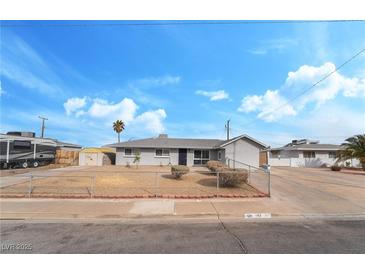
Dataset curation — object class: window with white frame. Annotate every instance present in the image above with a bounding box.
[303,151,316,158]
[124,148,138,156]
[328,151,337,158]
[124,148,133,156]
[155,149,170,157]
[194,150,210,165]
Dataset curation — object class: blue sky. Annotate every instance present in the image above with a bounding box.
[1,21,365,147]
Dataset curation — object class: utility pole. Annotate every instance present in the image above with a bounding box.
[38,116,48,138]
[225,119,230,140]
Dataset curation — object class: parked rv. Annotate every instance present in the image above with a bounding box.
[0,132,58,169]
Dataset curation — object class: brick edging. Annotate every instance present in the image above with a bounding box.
[0,193,268,199]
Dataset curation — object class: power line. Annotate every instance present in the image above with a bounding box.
[241,46,365,127]
[1,20,365,28]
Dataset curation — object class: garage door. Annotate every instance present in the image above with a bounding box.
[85,153,98,166]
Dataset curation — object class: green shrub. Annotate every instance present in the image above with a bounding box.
[331,165,341,171]
[218,168,248,187]
[171,165,190,179]
[207,160,227,172]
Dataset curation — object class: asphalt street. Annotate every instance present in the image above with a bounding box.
[1,219,364,253]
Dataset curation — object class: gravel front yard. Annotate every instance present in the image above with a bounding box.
[0,166,266,198]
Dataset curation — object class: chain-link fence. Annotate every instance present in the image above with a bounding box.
[0,166,270,198]
[225,158,271,196]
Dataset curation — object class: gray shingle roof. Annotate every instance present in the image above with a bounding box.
[107,137,225,149]
[271,143,341,151]
[106,134,268,149]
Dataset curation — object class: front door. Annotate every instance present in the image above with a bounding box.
[178,149,187,165]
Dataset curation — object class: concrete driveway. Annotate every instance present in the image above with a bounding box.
[268,167,365,215]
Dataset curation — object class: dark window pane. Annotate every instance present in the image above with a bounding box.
[194,150,201,158]
[202,150,209,159]
[304,151,315,158]
[125,149,132,155]
[194,159,201,165]
[162,149,170,156]
[13,140,31,149]
[155,149,162,156]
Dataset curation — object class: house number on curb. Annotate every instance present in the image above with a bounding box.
[244,213,272,219]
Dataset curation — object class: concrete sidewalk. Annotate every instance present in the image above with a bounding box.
[1,197,364,221]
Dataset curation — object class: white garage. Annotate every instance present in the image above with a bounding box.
[79,148,115,166]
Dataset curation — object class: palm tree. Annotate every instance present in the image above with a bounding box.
[112,120,125,143]
[336,134,365,170]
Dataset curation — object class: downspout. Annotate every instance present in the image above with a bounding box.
[6,139,10,163]
[233,142,236,169]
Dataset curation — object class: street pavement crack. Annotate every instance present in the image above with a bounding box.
[210,202,248,254]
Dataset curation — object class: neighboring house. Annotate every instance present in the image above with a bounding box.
[268,139,359,168]
[79,148,116,166]
[106,134,267,168]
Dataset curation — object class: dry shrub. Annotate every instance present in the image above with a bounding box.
[207,160,227,172]
[218,168,248,187]
[171,165,190,179]
[331,165,341,171]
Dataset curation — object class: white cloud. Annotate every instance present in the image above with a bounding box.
[64,97,87,115]
[88,98,137,123]
[284,62,365,107]
[196,90,229,101]
[239,62,365,122]
[134,109,167,133]
[0,82,5,96]
[135,75,181,88]
[63,97,167,135]
[238,90,296,122]
[1,32,64,96]
[248,37,298,55]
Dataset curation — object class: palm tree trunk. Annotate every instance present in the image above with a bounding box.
[118,133,120,143]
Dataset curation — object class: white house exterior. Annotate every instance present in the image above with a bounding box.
[106,134,267,168]
[268,139,360,168]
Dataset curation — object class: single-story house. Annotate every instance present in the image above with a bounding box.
[267,139,360,168]
[106,134,268,168]
[79,147,115,166]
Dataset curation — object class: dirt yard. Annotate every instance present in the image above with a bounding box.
[0,165,266,198]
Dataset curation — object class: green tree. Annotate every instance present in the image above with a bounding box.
[336,134,365,170]
[133,151,141,169]
[112,120,125,143]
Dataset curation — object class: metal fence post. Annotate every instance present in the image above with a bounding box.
[28,175,33,198]
[216,172,219,191]
[90,175,95,198]
[268,170,271,197]
[248,166,251,185]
